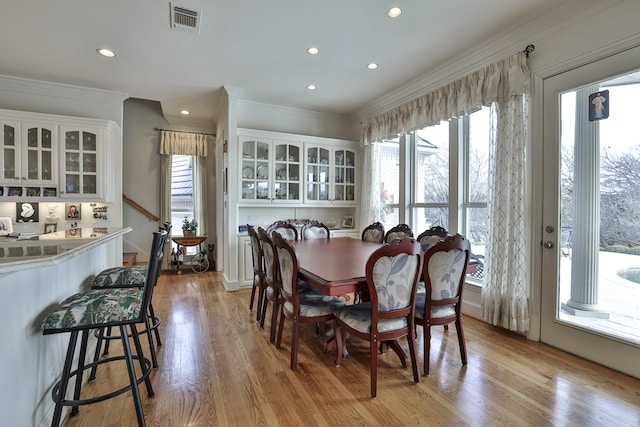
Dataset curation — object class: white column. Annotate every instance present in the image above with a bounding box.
[562,85,609,318]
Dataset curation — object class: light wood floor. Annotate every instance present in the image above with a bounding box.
[61,271,640,427]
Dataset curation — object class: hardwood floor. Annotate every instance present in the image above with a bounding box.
[61,271,640,427]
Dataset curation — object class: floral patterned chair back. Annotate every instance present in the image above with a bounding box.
[361,222,385,243]
[267,220,298,240]
[301,220,330,240]
[416,225,448,253]
[384,223,413,244]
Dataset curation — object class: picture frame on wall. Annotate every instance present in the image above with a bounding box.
[0,217,13,235]
[65,203,81,220]
[17,202,39,223]
[44,223,57,234]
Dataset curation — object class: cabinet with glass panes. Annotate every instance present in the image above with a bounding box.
[304,145,357,205]
[239,134,302,203]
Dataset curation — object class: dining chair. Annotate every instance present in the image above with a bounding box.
[89,222,172,370]
[267,220,298,240]
[332,237,423,398]
[301,220,330,240]
[361,221,385,243]
[272,231,346,370]
[384,223,414,244]
[258,227,281,343]
[414,233,471,375]
[416,225,448,252]
[247,225,266,322]
[41,230,167,427]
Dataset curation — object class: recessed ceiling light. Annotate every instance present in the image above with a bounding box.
[387,7,402,18]
[368,63,378,70]
[307,47,319,55]
[96,48,116,58]
[180,110,190,115]
[307,84,316,90]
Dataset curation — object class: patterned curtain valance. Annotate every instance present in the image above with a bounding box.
[160,131,208,157]
[362,52,530,143]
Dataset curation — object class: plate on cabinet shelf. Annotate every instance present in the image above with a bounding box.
[257,165,268,179]
[276,168,287,180]
[242,167,254,179]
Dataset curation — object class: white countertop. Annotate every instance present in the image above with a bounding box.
[0,227,131,273]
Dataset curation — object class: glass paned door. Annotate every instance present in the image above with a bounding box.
[540,47,640,379]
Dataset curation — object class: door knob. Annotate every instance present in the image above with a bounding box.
[543,241,554,249]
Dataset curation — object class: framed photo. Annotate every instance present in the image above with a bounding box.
[44,223,57,234]
[65,203,81,220]
[341,216,354,228]
[8,187,22,197]
[17,202,39,223]
[0,217,13,235]
[65,228,82,238]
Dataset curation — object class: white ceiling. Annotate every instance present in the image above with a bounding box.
[0,0,574,127]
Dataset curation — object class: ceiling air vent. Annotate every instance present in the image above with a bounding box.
[170,3,200,33]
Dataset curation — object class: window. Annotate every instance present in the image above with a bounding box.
[171,154,195,236]
[373,108,491,283]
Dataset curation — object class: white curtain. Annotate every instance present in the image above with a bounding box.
[361,52,531,331]
[358,142,380,231]
[160,131,208,156]
[481,96,530,332]
[160,155,173,269]
[362,53,530,143]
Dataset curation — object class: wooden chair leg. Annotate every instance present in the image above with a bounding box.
[255,282,264,322]
[290,317,300,370]
[269,299,279,343]
[455,318,468,365]
[424,324,431,375]
[259,294,269,329]
[276,309,285,348]
[407,330,421,384]
[334,324,344,366]
[370,338,378,398]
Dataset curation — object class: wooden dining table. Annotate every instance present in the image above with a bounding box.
[288,237,411,366]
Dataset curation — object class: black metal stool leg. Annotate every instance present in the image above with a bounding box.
[51,331,78,427]
[89,327,105,381]
[70,330,90,416]
[130,323,154,396]
[120,325,147,427]
[102,325,113,355]
[143,315,159,369]
[148,302,162,347]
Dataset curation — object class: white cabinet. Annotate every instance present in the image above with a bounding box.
[239,135,302,203]
[0,109,118,202]
[238,236,254,284]
[59,125,103,200]
[0,118,57,191]
[304,145,357,205]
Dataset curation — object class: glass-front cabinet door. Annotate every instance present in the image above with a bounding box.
[333,148,356,202]
[60,126,101,199]
[22,122,56,185]
[240,138,270,201]
[240,136,302,203]
[0,120,20,184]
[273,140,301,202]
[306,146,331,201]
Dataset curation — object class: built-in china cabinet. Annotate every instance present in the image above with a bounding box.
[0,109,119,202]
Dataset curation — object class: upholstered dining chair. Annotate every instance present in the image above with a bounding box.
[301,220,330,240]
[272,231,346,370]
[384,223,413,244]
[89,222,171,370]
[416,225,448,252]
[267,220,298,240]
[361,221,385,243]
[332,238,423,398]
[41,230,167,427]
[258,227,281,343]
[414,233,471,375]
[247,225,265,322]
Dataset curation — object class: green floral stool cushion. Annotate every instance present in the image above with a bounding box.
[42,288,143,332]
[91,266,147,289]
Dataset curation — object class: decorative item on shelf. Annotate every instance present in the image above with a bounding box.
[8,187,22,197]
[90,203,108,220]
[0,217,13,235]
[182,216,198,236]
[46,204,59,221]
[341,216,354,228]
[17,202,39,223]
[65,203,81,220]
[44,223,57,234]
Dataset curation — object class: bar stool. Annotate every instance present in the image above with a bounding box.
[41,230,167,427]
[89,223,171,369]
